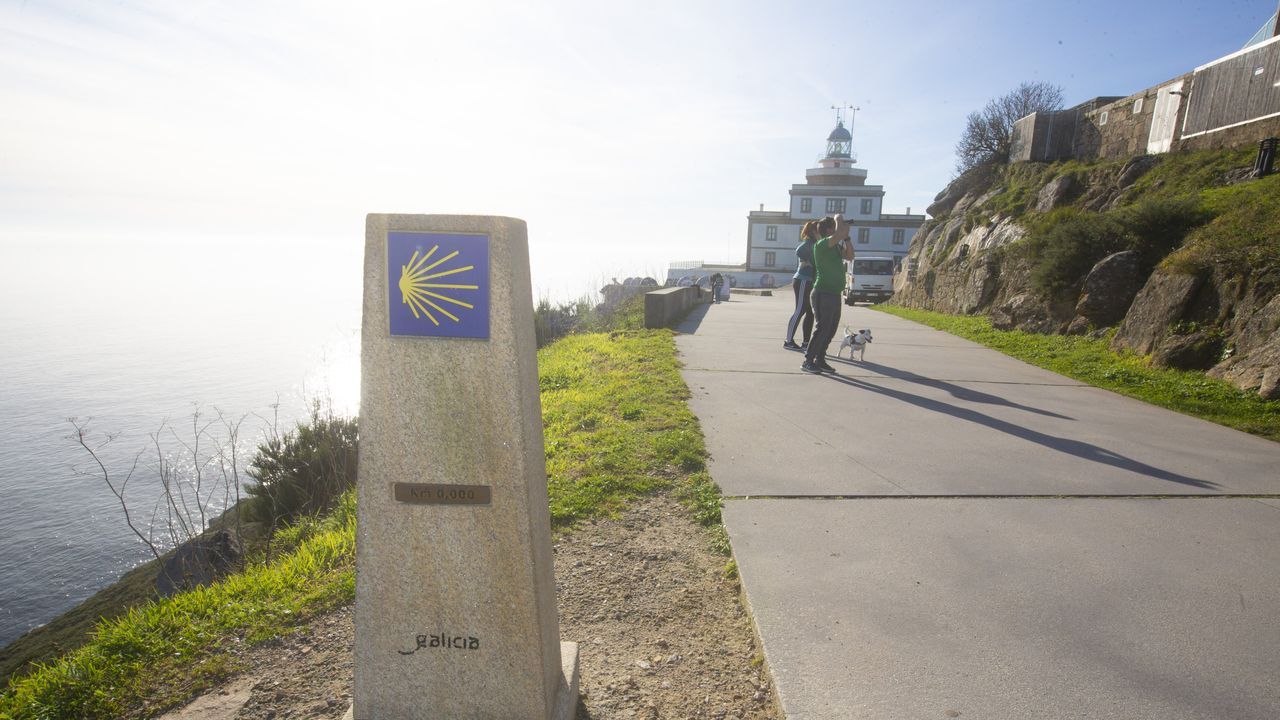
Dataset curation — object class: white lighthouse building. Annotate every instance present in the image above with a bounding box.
[744,115,925,279]
[666,113,926,289]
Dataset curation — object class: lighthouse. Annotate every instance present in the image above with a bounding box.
[743,111,925,277]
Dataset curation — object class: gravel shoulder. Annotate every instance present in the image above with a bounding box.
[161,492,780,720]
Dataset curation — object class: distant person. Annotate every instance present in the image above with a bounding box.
[802,215,854,374]
[710,272,725,303]
[783,220,818,350]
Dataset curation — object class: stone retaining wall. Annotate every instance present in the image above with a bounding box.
[644,287,706,329]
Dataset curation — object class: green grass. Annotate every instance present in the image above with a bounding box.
[0,295,726,719]
[0,493,358,719]
[539,330,715,528]
[1163,171,1280,275]
[1126,146,1255,204]
[875,305,1280,442]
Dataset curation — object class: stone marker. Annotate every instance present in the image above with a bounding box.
[349,214,578,719]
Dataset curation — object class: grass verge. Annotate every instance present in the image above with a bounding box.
[0,494,357,719]
[0,298,725,718]
[874,305,1280,442]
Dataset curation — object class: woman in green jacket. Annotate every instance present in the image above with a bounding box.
[802,215,854,374]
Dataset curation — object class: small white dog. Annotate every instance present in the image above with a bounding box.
[836,327,873,360]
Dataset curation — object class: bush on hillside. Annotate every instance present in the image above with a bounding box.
[1024,209,1127,299]
[534,292,647,347]
[1113,197,1213,269]
[534,297,595,347]
[243,407,358,527]
[1023,197,1213,301]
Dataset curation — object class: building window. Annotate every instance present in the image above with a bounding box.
[800,198,812,213]
[1099,110,1109,126]
[858,228,870,244]
[764,251,776,266]
[766,226,777,241]
[893,229,905,245]
[861,199,873,214]
[825,198,845,213]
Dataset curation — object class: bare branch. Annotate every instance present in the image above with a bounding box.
[68,419,163,563]
[956,81,1065,173]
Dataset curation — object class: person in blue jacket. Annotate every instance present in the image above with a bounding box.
[783,220,818,350]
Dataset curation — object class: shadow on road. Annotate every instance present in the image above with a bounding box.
[675,302,712,334]
[832,358,1075,421]
[819,372,1219,491]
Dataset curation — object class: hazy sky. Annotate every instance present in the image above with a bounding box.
[2,0,1275,299]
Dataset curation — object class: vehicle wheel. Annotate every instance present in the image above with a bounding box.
[844,295,856,306]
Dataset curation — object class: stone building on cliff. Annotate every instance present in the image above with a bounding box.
[1011,17,1280,164]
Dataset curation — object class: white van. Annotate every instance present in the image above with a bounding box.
[845,254,896,305]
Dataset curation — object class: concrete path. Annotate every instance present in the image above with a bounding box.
[676,293,1280,719]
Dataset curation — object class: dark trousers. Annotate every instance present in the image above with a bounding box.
[806,289,842,364]
[786,278,814,343]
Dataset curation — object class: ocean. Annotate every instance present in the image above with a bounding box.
[0,235,367,646]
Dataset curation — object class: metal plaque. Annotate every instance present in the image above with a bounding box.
[393,482,491,505]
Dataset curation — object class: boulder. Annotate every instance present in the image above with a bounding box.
[1075,251,1142,327]
[1264,368,1280,400]
[1082,186,1120,212]
[1035,174,1079,212]
[1116,155,1160,190]
[991,293,1057,334]
[957,258,1000,314]
[1225,287,1280,358]
[156,528,242,597]
[1111,269,1206,355]
[1151,331,1223,370]
[1209,319,1280,399]
[1065,316,1093,335]
[1220,166,1256,185]
[927,166,992,218]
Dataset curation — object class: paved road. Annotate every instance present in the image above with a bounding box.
[676,293,1280,720]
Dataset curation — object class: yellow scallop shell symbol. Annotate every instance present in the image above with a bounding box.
[397,245,479,326]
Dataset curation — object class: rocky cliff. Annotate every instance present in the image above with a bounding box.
[892,148,1280,399]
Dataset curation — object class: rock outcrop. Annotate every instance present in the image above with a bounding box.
[894,158,1278,398]
[1207,282,1280,398]
[991,293,1057,334]
[1111,267,1279,390]
[1035,173,1080,212]
[156,528,242,597]
[1111,270,1205,355]
[1073,251,1143,329]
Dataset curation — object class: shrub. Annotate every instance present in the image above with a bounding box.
[533,292,647,348]
[242,407,358,526]
[1113,196,1212,269]
[534,297,594,347]
[1022,197,1213,301]
[1024,209,1127,299]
